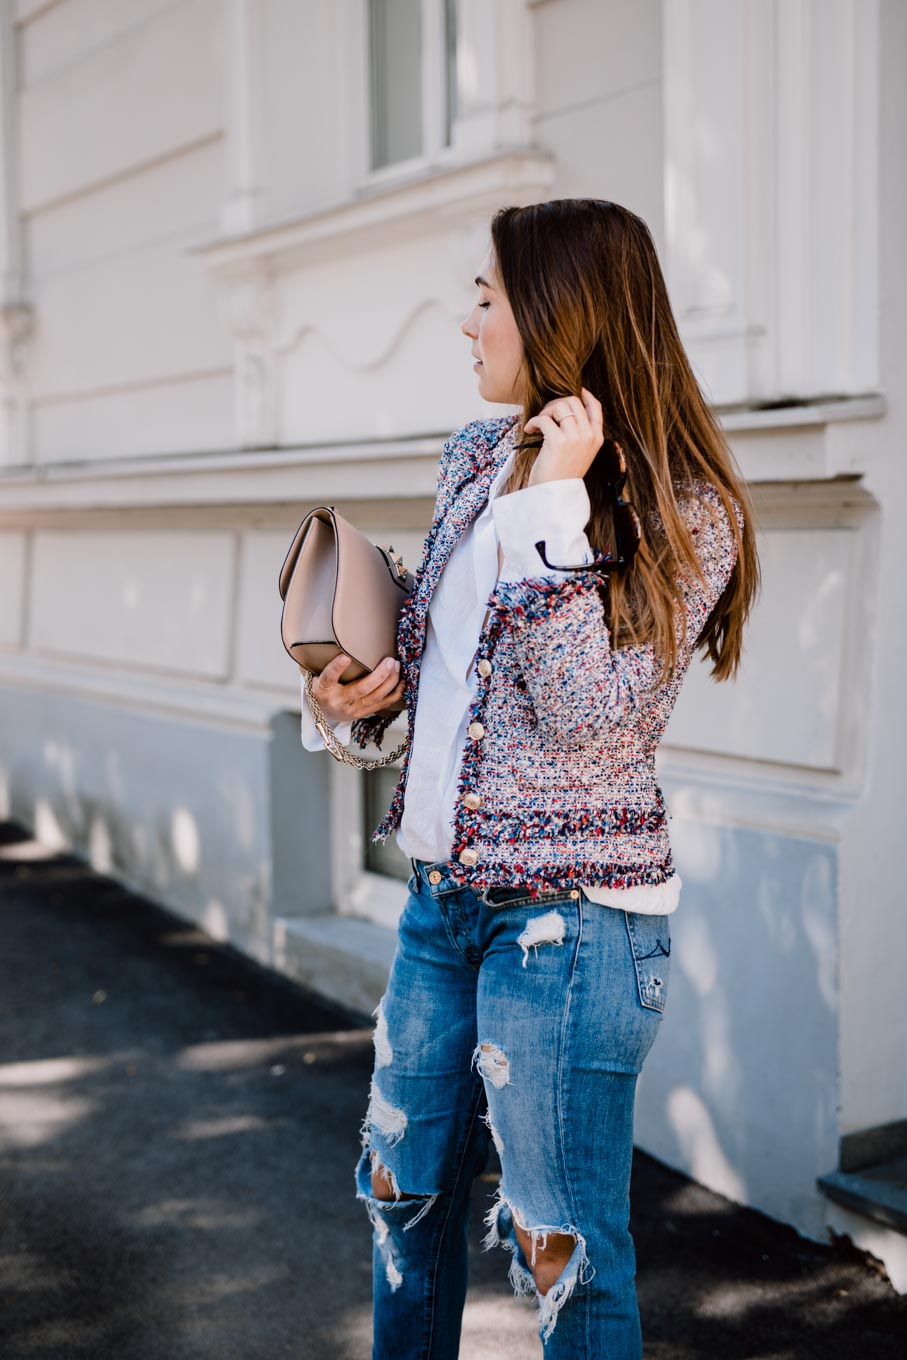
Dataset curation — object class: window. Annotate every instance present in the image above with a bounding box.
[363,764,411,883]
[367,0,459,174]
[443,0,458,148]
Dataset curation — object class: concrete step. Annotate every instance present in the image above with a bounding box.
[273,911,397,1019]
[817,1157,907,1235]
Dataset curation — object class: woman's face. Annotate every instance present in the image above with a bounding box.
[460,249,524,405]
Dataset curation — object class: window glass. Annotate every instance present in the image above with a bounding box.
[363,764,411,881]
[444,0,458,147]
[368,0,423,169]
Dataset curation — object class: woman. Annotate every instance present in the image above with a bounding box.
[300,199,759,1358]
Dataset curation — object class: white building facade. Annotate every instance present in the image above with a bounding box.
[0,0,904,1289]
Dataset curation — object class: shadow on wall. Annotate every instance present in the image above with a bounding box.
[639,804,839,1243]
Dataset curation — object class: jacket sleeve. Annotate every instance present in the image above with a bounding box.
[484,482,742,748]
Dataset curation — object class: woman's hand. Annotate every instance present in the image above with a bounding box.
[524,388,605,487]
[303,653,404,724]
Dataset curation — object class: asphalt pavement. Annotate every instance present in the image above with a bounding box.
[0,818,903,1359]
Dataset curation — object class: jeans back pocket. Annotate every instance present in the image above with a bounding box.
[623,911,671,1013]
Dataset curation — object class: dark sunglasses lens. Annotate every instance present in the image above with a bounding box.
[597,439,627,491]
[611,502,641,561]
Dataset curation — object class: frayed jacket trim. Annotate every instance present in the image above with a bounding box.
[441,855,677,894]
[462,804,668,840]
[485,567,608,628]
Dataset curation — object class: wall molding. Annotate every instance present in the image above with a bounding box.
[0,653,294,736]
[187,148,556,272]
[0,392,885,513]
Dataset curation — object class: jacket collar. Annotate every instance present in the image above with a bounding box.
[421,414,520,595]
[400,415,520,664]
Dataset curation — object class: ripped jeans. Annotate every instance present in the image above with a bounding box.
[354,855,672,1359]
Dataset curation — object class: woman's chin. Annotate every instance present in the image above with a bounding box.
[473,370,514,405]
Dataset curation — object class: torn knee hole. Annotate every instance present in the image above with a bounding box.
[481,1185,594,1341]
[369,1153,424,1202]
[515,1223,577,1288]
[472,1041,511,1088]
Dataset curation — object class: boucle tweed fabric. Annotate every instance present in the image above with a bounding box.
[351,414,742,895]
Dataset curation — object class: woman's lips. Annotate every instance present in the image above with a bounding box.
[473,360,483,369]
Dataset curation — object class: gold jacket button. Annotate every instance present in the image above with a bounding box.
[428,869,443,884]
[569,889,580,899]
[458,847,479,867]
[477,658,492,677]
[468,721,485,740]
[463,791,483,810]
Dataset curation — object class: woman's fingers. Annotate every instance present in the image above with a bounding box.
[581,386,604,427]
[362,661,403,705]
[338,669,404,720]
[381,676,405,706]
[349,656,401,701]
[315,653,402,719]
[316,652,353,687]
[528,389,602,432]
[524,412,559,436]
[311,652,353,711]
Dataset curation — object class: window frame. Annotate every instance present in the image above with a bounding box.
[352,0,461,190]
[329,741,411,931]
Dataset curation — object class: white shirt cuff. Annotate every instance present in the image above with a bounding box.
[299,671,353,751]
[492,478,594,582]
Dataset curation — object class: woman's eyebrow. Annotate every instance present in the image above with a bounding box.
[474,274,495,289]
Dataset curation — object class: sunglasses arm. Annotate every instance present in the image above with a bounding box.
[533,540,634,573]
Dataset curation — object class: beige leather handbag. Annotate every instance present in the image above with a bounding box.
[278,505,413,769]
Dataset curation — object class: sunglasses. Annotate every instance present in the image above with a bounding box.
[533,438,642,574]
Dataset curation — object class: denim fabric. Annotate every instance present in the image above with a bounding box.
[354,855,672,1358]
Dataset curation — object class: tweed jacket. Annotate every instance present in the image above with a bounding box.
[350,413,742,895]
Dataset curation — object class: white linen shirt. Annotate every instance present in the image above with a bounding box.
[300,441,681,914]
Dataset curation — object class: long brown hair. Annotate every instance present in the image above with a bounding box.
[490,199,760,683]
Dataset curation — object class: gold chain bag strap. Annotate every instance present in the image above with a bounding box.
[278,505,413,771]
